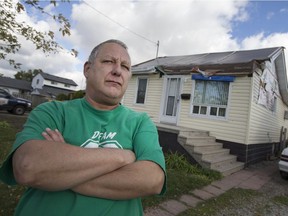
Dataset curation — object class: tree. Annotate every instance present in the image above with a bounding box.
[0,0,78,69]
[56,93,69,101]
[14,69,42,81]
[72,90,85,99]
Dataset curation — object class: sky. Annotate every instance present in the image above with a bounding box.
[1,0,288,90]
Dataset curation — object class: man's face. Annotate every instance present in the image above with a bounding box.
[84,43,132,106]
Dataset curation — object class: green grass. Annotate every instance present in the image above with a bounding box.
[272,195,288,206]
[179,188,260,216]
[0,119,222,214]
[142,152,222,208]
[0,121,16,160]
[0,121,26,216]
[179,188,288,216]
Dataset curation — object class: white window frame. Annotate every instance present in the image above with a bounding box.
[190,79,231,119]
[135,77,148,105]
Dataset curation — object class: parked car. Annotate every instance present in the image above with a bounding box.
[0,88,32,115]
[279,147,288,179]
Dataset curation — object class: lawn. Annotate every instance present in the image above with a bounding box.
[0,119,27,216]
[0,114,222,215]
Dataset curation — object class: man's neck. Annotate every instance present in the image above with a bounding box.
[84,96,119,111]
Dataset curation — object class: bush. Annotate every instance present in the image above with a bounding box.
[0,121,10,128]
[72,90,85,99]
[56,93,69,101]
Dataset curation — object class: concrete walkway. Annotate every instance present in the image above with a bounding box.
[144,160,278,216]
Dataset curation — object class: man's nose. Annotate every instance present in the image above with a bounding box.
[111,62,122,76]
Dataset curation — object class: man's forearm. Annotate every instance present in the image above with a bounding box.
[72,160,165,200]
[13,140,135,191]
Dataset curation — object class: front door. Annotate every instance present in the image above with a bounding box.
[160,77,182,124]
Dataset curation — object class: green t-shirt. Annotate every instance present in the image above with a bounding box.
[0,98,166,216]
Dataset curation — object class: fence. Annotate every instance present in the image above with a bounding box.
[12,93,32,101]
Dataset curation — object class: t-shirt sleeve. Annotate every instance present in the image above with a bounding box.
[132,114,167,195]
[0,102,63,185]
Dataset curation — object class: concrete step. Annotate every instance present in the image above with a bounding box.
[174,126,245,176]
[179,129,209,137]
[215,161,245,176]
[202,154,237,169]
[195,149,231,160]
[184,142,224,151]
[178,135,216,144]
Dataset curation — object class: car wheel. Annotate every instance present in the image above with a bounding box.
[13,105,25,115]
[280,171,288,179]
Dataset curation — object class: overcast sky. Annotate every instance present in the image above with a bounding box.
[2,0,288,90]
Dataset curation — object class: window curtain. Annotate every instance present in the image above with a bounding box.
[193,80,229,106]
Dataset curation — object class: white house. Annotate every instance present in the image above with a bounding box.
[31,72,78,98]
[123,46,288,173]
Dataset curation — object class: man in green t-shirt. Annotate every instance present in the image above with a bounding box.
[0,39,166,216]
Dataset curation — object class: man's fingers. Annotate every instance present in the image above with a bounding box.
[54,129,65,143]
[42,128,65,143]
[42,131,53,141]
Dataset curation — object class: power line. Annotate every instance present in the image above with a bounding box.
[82,0,158,46]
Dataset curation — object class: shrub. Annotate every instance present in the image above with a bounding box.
[0,121,10,128]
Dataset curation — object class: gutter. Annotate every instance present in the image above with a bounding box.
[132,66,158,74]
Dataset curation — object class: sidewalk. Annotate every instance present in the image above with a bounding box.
[144,160,278,216]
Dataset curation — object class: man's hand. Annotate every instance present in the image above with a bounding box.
[72,160,165,199]
[42,128,65,143]
[13,128,136,191]
[39,128,164,199]
[41,128,136,166]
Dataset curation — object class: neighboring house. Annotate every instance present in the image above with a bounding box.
[0,72,78,107]
[123,46,288,168]
[0,76,32,96]
[31,72,78,99]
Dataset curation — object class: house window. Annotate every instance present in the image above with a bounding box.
[65,84,71,88]
[36,79,40,84]
[136,78,148,104]
[192,80,229,118]
[51,81,58,85]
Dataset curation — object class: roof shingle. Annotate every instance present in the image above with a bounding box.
[132,47,283,75]
[40,72,78,86]
[0,77,32,91]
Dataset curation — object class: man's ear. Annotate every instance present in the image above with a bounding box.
[83,61,90,78]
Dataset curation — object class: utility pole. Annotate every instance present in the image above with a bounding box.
[156,40,159,59]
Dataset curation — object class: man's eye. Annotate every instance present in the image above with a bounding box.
[103,60,113,63]
[122,64,130,70]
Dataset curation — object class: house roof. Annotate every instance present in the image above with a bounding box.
[40,72,78,86]
[132,46,288,106]
[32,85,75,97]
[0,76,32,91]
[132,47,284,75]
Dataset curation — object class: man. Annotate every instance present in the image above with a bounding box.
[0,39,166,216]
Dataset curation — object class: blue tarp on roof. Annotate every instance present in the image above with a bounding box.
[192,74,235,82]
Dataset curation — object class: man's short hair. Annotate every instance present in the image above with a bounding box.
[88,39,128,63]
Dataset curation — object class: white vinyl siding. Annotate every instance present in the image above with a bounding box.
[123,74,163,122]
[179,76,251,144]
[125,69,288,146]
[247,70,288,144]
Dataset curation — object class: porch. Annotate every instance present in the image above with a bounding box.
[155,123,245,176]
